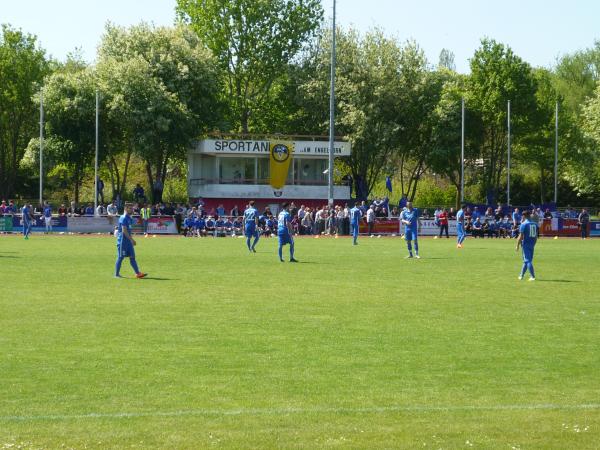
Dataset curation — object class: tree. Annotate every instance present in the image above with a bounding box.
[427,71,481,206]
[438,48,456,71]
[96,23,222,202]
[392,47,444,201]
[176,0,323,133]
[40,68,97,203]
[554,41,600,115]
[467,38,537,204]
[0,24,49,198]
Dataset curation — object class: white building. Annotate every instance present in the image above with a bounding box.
[187,137,352,210]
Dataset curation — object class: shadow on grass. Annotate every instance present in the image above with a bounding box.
[143,277,179,281]
[0,255,19,258]
[536,279,580,283]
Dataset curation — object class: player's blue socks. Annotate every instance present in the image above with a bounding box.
[407,241,413,256]
[290,241,295,260]
[278,245,283,261]
[520,263,527,279]
[527,263,535,278]
[115,256,140,276]
[246,237,252,251]
[115,256,124,276]
[252,235,260,250]
[414,240,419,255]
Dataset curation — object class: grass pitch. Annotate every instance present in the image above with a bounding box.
[1,234,599,449]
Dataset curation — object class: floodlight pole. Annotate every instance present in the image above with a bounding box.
[507,100,511,206]
[39,88,44,207]
[94,90,99,216]
[460,98,465,203]
[327,0,336,207]
[554,101,559,205]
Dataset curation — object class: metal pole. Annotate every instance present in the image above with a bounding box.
[554,101,559,205]
[94,90,99,215]
[327,0,336,206]
[507,100,511,206]
[460,98,465,203]
[39,88,44,207]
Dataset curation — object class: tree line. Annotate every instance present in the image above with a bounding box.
[1,0,599,206]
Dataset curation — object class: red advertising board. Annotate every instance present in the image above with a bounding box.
[539,218,586,237]
[359,218,400,234]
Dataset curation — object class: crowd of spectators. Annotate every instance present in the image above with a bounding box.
[432,205,592,239]
[1,195,595,240]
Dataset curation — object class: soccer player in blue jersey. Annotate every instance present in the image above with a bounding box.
[277,203,298,262]
[21,204,33,239]
[516,210,538,281]
[349,204,362,245]
[43,201,53,233]
[243,200,260,252]
[115,203,147,279]
[456,204,467,248]
[400,201,420,258]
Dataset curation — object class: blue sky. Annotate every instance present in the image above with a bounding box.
[2,0,599,73]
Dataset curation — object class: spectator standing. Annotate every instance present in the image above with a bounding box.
[230,205,239,217]
[58,204,67,216]
[314,206,325,235]
[96,177,105,204]
[133,184,146,203]
[301,209,313,235]
[438,208,449,238]
[578,209,590,239]
[140,204,152,235]
[343,203,350,235]
[366,205,376,236]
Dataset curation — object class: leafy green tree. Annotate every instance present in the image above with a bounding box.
[176,0,323,133]
[96,23,222,202]
[467,38,537,204]
[582,83,600,144]
[0,24,49,198]
[40,68,97,203]
[554,41,600,115]
[427,71,482,206]
[392,50,444,201]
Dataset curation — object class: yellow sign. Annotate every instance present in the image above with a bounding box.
[269,141,294,190]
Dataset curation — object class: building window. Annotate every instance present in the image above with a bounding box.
[295,159,327,185]
[257,157,269,184]
[219,157,248,183]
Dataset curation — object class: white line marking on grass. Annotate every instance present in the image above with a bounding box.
[2,403,600,422]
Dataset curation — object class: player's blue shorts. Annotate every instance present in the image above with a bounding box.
[245,224,258,238]
[278,229,292,245]
[404,228,417,241]
[117,239,135,258]
[522,245,535,263]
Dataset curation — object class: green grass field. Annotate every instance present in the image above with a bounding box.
[1,234,599,449]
